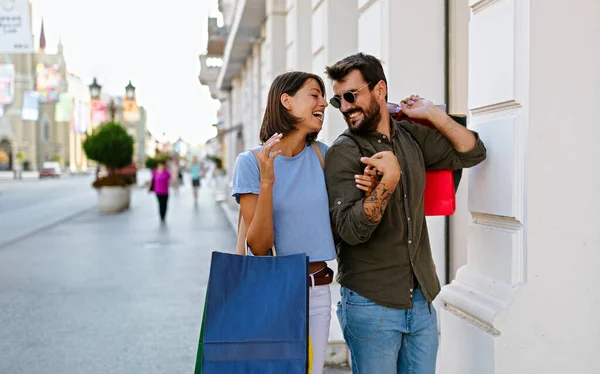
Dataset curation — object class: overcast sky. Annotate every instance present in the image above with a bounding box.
[30,0,222,145]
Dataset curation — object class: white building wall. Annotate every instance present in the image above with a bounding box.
[311,0,358,145]
[285,0,312,73]
[251,44,262,146]
[439,0,600,372]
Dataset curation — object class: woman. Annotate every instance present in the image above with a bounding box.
[151,161,171,222]
[231,71,374,373]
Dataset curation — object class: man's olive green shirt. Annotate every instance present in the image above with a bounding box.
[324,117,487,309]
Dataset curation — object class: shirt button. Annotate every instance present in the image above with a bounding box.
[404,194,407,198]
[382,135,387,139]
[377,139,382,143]
[410,288,413,292]
[408,240,412,244]
[337,201,341,205]
[407,217,411,221]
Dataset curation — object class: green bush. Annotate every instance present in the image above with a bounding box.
[83,122,134,188]
[83,122,134,173]
[207,155,223,169]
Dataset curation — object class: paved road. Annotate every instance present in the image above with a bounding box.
[0,183,350,373]
[0,174,95,213]
[0,176,98,248]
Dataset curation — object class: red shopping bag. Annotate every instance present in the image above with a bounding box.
[389,103,465,216]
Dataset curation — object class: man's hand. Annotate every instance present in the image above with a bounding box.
[401,94,477,153]
[360,151,401,184]
[359,152,400,223]
[354,165,379,194]
[399,94,444,122]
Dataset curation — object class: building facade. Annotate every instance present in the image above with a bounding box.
[0,16,97,174]
[199,0,600,372]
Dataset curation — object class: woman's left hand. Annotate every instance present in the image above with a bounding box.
[355,166,380,194]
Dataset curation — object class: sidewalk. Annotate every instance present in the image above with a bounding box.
[0,170,40,181]
[216,188,351,368]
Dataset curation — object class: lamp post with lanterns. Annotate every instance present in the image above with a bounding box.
[88,77,101,100]
[88,78,136,123]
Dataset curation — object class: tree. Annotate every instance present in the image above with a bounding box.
[83,122,134,175]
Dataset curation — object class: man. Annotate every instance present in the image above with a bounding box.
[324,53,487,373]
[190,156,203,202]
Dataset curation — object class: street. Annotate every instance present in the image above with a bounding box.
[0,178,350,374]
[0,174,95,213]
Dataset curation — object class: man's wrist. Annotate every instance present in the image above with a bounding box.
[380,174,400,189]
[427,106,448,127]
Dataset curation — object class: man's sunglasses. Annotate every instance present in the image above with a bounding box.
[329,82,371,109]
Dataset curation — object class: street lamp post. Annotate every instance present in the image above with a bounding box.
[108,99,117,122]
[88,78,134,123]
[89,77,101,100]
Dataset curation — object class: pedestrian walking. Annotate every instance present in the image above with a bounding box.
[231,71,374,374]
[150,161,171,223]
[324,53,487,374]
[169,156,181,195]
[189,156,202,203]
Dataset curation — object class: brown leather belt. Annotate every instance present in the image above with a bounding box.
[308,266,334,287]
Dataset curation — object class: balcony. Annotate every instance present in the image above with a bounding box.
[199,55,224,98]
[216,0,266,91]
[199,17,227,98]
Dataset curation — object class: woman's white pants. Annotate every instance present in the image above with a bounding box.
[309,284,332,374]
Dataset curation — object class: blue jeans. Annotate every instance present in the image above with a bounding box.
[337,287,438,374]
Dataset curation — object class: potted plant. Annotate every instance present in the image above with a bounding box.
[83,122,135,214]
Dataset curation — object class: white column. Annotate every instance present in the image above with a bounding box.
[264,0,287,83]
[448,0,471,281]
[285,0,312,72]
[440,0,600,373]
[251,44,262,146]
[312,0,359,144]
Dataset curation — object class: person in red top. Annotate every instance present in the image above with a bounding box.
[151,161,171,222]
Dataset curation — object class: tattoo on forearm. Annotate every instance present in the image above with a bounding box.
[364,182,393,223]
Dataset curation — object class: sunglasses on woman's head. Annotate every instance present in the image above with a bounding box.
[329,82,371,109]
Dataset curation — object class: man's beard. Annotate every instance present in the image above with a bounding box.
[345,98,381,134]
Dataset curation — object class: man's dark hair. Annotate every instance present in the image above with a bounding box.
[259,71,326,144]
[325,53,388,101]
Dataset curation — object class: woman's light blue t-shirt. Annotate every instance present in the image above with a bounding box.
[231,141,336,262]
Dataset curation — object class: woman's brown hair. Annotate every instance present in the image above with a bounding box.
[259,71,326,144]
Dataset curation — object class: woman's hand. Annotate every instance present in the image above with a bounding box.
[258,133,283,186]
[355,165,380,194]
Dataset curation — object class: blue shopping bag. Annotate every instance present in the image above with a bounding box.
[195,251,309,374]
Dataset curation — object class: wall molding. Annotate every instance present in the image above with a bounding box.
[470,100,521,116]
[444,303,501,336]
[358,0,378,14]
[471,0,504,15]
[440,266,520,327]
[472,212,522,229]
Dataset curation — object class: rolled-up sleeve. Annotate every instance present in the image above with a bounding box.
[324,142,381,246]
[400,120,487,171]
